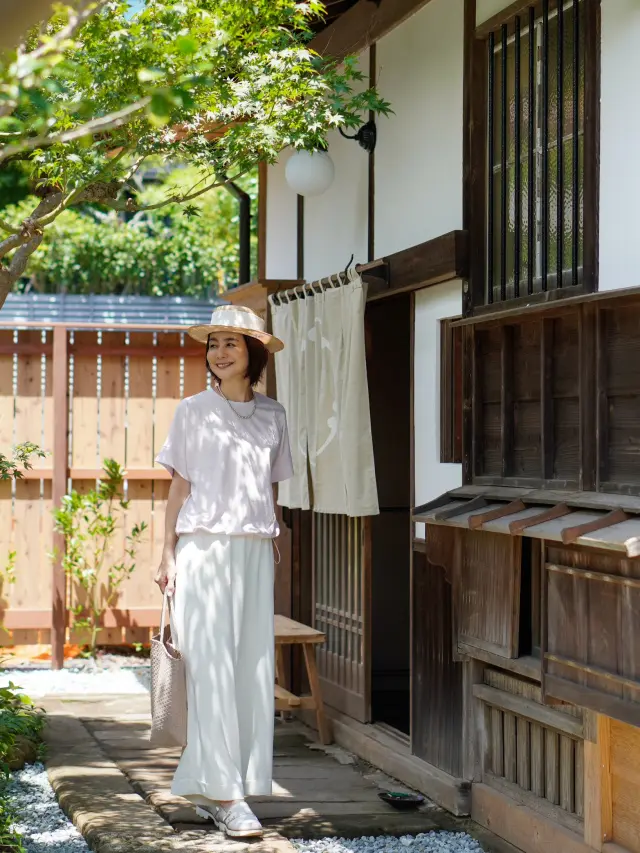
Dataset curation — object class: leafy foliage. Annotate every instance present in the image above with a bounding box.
[0,795,25,853]
[0,0,391,301]
[53,459,147,657]
[0,444,46,482]
[0,682,45,853]
[4,166,257,295]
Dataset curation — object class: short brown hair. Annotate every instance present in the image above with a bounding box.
[206,334,269,388]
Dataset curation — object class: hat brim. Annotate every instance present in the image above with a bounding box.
[187,324,284,353]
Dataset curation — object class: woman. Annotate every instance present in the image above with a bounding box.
[154,305,292,839]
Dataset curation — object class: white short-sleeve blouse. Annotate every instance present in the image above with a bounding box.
[156,389,293,538]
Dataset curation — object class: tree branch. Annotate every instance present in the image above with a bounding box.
[0,192,65,259]
[27,0,107,62]
[120,153,148,185]
[0,218,20,236]
[0,234,43,311]
[101,169,250,212]
[0,234,25,259]
[0,97,151,165]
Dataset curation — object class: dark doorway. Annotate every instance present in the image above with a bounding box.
[365,293,412,736]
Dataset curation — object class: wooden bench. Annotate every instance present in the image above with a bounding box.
[274,615,331,744]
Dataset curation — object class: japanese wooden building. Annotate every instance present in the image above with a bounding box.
[227,1,640,851]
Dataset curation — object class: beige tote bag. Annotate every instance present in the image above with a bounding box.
[150,590,187,747]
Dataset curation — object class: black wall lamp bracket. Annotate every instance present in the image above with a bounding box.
[338,119,377,154]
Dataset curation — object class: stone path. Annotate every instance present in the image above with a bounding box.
[40,693,517,853]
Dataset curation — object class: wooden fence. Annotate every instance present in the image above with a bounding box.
[0,321,209,666]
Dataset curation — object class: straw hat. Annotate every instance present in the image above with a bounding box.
[188,305,284,353]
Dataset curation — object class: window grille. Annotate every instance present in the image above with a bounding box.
[486,0,585,304]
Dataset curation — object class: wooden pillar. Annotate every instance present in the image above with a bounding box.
[257,161,267,281]
[584,713,612,851]
[51,325,68,670]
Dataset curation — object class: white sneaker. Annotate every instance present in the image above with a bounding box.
[195,800,264,838]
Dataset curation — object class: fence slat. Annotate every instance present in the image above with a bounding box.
[0,323,211,649]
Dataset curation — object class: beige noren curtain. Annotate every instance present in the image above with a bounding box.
[269,272,378,518]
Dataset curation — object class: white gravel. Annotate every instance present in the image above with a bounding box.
[0,667,150,697]
[8,763,90,853]
[293,833,485,853]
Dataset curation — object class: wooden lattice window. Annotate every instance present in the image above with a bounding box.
[477,0,599,308]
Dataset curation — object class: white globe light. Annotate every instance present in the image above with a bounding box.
[285,149,335,197]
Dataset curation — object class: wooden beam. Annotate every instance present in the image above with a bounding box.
[309,0,433,62]
[22,466,173,481]
[0,344,53,356]
[473,684,583,739]
[434,495,487,522]
[546,674,640,731]
[51,325,68,671]
[70,345,202,358]
[0,320,206,332]
[547,562,640,591]
[545,654,640,693]
[468,499,526,529]
[509,503,571,534]
[560,509,628,545]
[368,231,468,300]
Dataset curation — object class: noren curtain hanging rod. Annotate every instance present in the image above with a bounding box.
[268,265,361,306]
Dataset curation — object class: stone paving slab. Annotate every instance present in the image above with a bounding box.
[81,713,443,838]
[44,713,295,853]
[41,694,520,853]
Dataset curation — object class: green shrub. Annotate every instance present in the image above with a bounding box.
[0,683,44,853]
[2,167,258,297]
[53,459,147,657]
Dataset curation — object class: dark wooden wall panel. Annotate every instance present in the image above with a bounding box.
[601,305,640,489]
[512,323,541,479]
[476,328,502,476]
[412,546,463,777]
[552,315,580,481]
[545,544,640,726]
[457,530,521,658]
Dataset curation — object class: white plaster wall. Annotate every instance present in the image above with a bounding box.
[599,0,640,292]
[414,280,463,537]
[302,50,370,282]
[265,151,298,281]
[303,126,369,282]
[374,0,464,258]
[476,0,513,26]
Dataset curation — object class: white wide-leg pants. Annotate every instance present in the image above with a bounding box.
[170,533,275,802]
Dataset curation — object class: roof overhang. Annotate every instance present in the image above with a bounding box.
[414,485,640,557]
[309,0,434,62]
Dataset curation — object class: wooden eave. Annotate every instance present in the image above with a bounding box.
[308,0,434,62]
[451,283,640,328]
[413,486,640,557]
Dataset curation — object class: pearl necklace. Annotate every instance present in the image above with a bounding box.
[216,383,257,420]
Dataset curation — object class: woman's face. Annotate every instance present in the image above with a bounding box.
[207,333,250,384]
